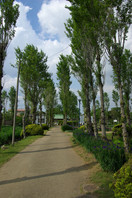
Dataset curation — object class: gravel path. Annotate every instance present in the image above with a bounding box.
[0,126,97,198]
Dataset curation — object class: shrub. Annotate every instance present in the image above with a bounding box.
[61,124,73,131]
[41,124,49,130]
[67,121,78,126]
[110,158,132,198]
[73,129,127,172]
[112,124,132,137]
[112,124,122,137]
[79,125,85,132]
[58,120,63,125]
[16,116,23,126]
[21,124,43,137]
[0,126,22,146]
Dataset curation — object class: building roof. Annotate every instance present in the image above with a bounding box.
[17,109,25,112]
[54,114,64,119]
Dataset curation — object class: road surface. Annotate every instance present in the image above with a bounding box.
[0,126,97,198]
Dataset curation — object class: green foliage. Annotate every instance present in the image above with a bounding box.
[15,45,50,124]
[68,91,79,120]
[73,129,127,172]
[112,124,132,137]
[67,121,78,126]
[56,54,71,123]
[112,90,119,107]
[21,124,44,137]
[112,124,122,137]
[0,126,22,146]
[110,158,132,198]
[41,124,49,130]
[58,120,63,125]
[61,124,73,131]
[43,79,57,127]
[54,104,63,114]
[8,86,16,114]
[79,125,85,132]
[16,116,22,126]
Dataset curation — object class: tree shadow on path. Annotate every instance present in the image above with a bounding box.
[0,162,97,186]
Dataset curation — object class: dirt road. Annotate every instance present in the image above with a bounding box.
[0,126,97,198]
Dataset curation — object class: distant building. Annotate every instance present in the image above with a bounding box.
[54,114,64,124]
[17,109,25,116]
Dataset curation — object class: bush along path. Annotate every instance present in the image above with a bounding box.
[0,126,99,198]
[72,128,132,198]
[0,124,49,167]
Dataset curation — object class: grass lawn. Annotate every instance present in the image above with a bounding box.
[0,135,43,168]
[90,170,114,198]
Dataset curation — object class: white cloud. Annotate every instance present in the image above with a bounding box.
[37,0,70,42]
[3,0,132,111]
[2,75,17,90]
[3,0,73,109]
[125,25,132,51]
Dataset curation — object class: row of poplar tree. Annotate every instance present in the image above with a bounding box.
[58,0,132,154]
[0,1,57,129]
[0,1,132,153]
[0,0,79,131]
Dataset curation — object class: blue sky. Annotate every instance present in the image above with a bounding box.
[16,0,44,34]
[3,0,132,111]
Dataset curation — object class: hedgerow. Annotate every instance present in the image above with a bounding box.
[0,126,21,146]
[21,124,44,137]
[110,158,132,198]
[73,129,127,172]
[61,124,73,131]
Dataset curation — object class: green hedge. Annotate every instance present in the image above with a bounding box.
[67,121,79,126]
[79,125,85,132]
[110,158,132,198]
[73,129,127,172]
[21,124,44,137]
[0,126,22,146]
[112,124,132,137]
[61,124,73,131]
[41,124,49,130]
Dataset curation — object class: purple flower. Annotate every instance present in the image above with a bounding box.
[103,146,107,149]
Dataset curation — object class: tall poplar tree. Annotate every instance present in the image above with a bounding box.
[43,79,57,127]
[0,0,19,129]
[15,45,49,124]
[57,54,71,125]
[65,0,107,137]
[104,0,132,152]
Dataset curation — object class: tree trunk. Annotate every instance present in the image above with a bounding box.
[90,71,98,138]
[84,77,93,135]
[92,95,98,138]
[125,98,131,125]
[99,83,106,138]
[119,84,129,153]
[12,62,20,145]
[63,112,67,125]
[126,103,131,126]
[32,103,36,124]
[96,53,106,138]
[39,99,42,127]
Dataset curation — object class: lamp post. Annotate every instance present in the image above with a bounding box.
[78,99,81,127]
[12,61,21,145]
